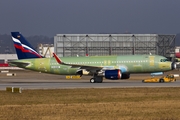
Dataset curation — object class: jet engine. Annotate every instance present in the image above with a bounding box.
[104,69,121,80]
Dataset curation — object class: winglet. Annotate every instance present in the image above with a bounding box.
[53,53,62,64]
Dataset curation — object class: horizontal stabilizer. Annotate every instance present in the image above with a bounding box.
[8,61,30,68]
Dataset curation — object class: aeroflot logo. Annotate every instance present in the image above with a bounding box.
[17,35,20,38]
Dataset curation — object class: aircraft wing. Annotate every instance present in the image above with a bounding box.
[63,63,102,71]
[53,53,103,71]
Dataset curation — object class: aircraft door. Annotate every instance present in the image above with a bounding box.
[149,56,155,66]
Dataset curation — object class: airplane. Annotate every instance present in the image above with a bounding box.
[9,32,177,83]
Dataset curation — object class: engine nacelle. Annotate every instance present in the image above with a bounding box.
[104,70,121,80]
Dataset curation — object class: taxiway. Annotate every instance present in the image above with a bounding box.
[0,70,179,90]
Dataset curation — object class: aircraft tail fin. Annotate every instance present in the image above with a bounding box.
[11,32,43,59]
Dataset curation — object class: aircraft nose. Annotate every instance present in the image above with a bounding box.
[171,62,176,70]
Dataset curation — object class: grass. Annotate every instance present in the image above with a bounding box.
[0,87,180,120]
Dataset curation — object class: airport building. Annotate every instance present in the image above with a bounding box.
[38,44,54,58]
[0,34,176,65]
[0,54,17,63]
[54,34,176,58]
[175,46,180,53]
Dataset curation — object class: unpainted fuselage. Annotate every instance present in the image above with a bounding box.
[10,54,173,75]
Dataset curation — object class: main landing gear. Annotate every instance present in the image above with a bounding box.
[90,74,103,83]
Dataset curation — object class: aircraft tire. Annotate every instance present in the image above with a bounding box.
[159,79,164,83]
[90,78,95,83]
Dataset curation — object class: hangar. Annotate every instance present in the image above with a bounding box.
[54,34,176,58]
[0,34,176,64]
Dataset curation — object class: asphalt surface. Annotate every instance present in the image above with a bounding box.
[0,70,180,90]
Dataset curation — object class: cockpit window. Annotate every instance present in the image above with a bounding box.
[160,59,168,62]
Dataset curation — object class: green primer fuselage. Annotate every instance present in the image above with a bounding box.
[11,55,172,75]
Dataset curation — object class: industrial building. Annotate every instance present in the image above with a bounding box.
[38,44,54,58]
[0,54,17,63]
[0,34,176,65]
[54,34,176,58]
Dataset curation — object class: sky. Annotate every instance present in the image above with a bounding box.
[0,0,180,37]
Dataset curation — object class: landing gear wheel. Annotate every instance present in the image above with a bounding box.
[90,78,95,83]
[90,74,103,83]
[159,79,164,83]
